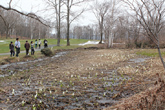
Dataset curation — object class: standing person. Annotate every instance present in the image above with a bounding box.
[38,39,41,49]
[24,41,30,56]
[44,39,48,48]
[9,42,15,57]
[31,41,35,55]
[15,38,20,57]
[35,39,37,49]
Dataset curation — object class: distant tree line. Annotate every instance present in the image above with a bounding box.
[0,9,51,39]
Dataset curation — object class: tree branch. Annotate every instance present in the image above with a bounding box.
[69,8,85,24]
[0,14,7,27]
[0,5,50,27]
[9,0,12,8]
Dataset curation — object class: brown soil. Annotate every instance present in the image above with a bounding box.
[0,49,164,110]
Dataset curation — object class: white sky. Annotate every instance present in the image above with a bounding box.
[0,0,97,26]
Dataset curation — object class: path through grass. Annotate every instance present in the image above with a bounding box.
[0,39,89,53]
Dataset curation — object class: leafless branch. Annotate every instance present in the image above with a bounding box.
[69,8,85,24]
[9,0,12,8]
[0,14,7,27]
[0,5,50,27]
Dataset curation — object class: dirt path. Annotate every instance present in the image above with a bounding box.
[0,49,164,110]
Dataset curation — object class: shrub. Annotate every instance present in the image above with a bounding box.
[41,48,53,56]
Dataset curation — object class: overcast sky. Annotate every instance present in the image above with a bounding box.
[0,0,98,26]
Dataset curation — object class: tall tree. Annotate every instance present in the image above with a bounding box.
[63,0,89,46]
[104,0,119,47]
[44,0,64,46]
[92,0,110,44]
[122,0,165,69]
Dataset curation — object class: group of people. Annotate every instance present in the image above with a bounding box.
[9,38,20,57]
[9,38,48,57]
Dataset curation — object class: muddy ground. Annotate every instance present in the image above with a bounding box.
[0,49,164,110]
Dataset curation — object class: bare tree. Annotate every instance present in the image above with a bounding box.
[104,0,119,47]
[0,10,19,38]
[73,25,94,40]
[92,24,99,40]
[92,0,110,44]
[73,26,83,39]
[44,0,64,46]
[129,20,142,48]
[63,0,89,46]
[56,0,63,46]
[117,16,142,48]
[122,0,165,69]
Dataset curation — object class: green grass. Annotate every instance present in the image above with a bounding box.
[53,44,95,50]
[0,51,44,63]
[136,49,165,57]
[0,43,96,67]
[52,39,90,46]
[0,39,90,53]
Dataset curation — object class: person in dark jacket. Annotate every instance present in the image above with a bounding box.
[44,39,48,48]
[9,42,15,57]
[24,41,30,55]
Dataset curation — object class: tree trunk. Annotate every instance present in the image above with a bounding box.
[99,30,103,44]
[108,30,113,48]
[57,0,61,46]
[6,27,9,39]
[99,18,103,44]
[30,26,33,39]
[57,29,60,46]
[66,1,70,46]
[31,32,33,40]
[134,38,138,48]
[38,30,40,39]
[6,29,8,39]
[108,35,111,48]
[157,46,165,70]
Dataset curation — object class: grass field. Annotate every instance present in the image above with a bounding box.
[136,49,165,57]
[0,39,89,53]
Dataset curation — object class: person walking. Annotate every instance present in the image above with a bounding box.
[38,39,41,49]
[24,41,30,56]
[9,41,15,57]
[31,41,35,55]
[35,39,38,49]
[15,38,20,57]
[44,39,48,48]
